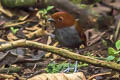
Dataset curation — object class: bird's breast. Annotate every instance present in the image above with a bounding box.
[54,26,82,48]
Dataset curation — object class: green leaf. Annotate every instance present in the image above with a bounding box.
[78,63,88,68]
[47,6,54,11]
[114,51,120,54]
[108,47,116,55]
[46,63,59,73]
[106,56,115,61]
[10,27,19,34]
[79,4,87,8]
[43,9,47,14]
[117,57,120,62]
[39,10,44,14]
[116,40,120,50]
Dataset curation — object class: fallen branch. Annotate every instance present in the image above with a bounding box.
[88,72,111,80]
[0,66,21,73]
[0,40,120,71]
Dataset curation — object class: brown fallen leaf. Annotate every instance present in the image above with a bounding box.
[28,72,86,80]
[0,74,16,80]
[0,73,25,80]
[3,20,29,28]
[0,51,44,67]
[0,2,13,17]
[26,28,51,39]
[7,33,18,41]
[46,36,52,45]
[25,24,40,31]
[0,38,6,42]
[18,14,30,21]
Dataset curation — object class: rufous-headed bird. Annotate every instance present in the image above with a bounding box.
[48,11,87,72]
[48,11,86,48]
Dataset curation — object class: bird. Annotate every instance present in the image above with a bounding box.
[48,11,87,72]
[48,11,87,48]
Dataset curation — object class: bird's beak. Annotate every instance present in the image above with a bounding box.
[48,18,55,22]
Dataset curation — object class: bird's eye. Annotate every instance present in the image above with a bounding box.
[57,17,63,22]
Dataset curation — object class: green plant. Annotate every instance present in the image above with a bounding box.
[46,62,88,73]
[10,27,19,34]
[77,62,88,68]
[46,62,68,73]
[38,5,54,29]
[39,5,54,19]
[107,40,120,62]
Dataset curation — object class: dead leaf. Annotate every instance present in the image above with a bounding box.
[25,24,40,31]
[26,28,50,39]
[0,74,16,79]
[0,50,45,67]
[18,14,30,21]
[3,20,29,28]
[0,2,13,17]
[46,36,52,45]
[16,28,26,38]
[111,72,120,79]
[28,72,86,80]
[36,10,41,19]
[7,33,18,41]
[0,51,19,66]
[0,73,26,80]
[0,38,6,42]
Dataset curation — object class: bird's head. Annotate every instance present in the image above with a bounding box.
[48,11,87,46]
[48,12,75,28]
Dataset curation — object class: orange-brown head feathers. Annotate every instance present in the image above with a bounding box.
[49,12,75,28]
[48,11,87,48]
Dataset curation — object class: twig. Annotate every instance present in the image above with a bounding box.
[114,20,120,42]
[0,66,21,73]
[0,40,120,71]
[88,72,111,80]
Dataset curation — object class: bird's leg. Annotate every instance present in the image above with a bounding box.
[63,61,78,73]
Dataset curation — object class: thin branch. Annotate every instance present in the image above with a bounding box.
[0,40,120,71]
